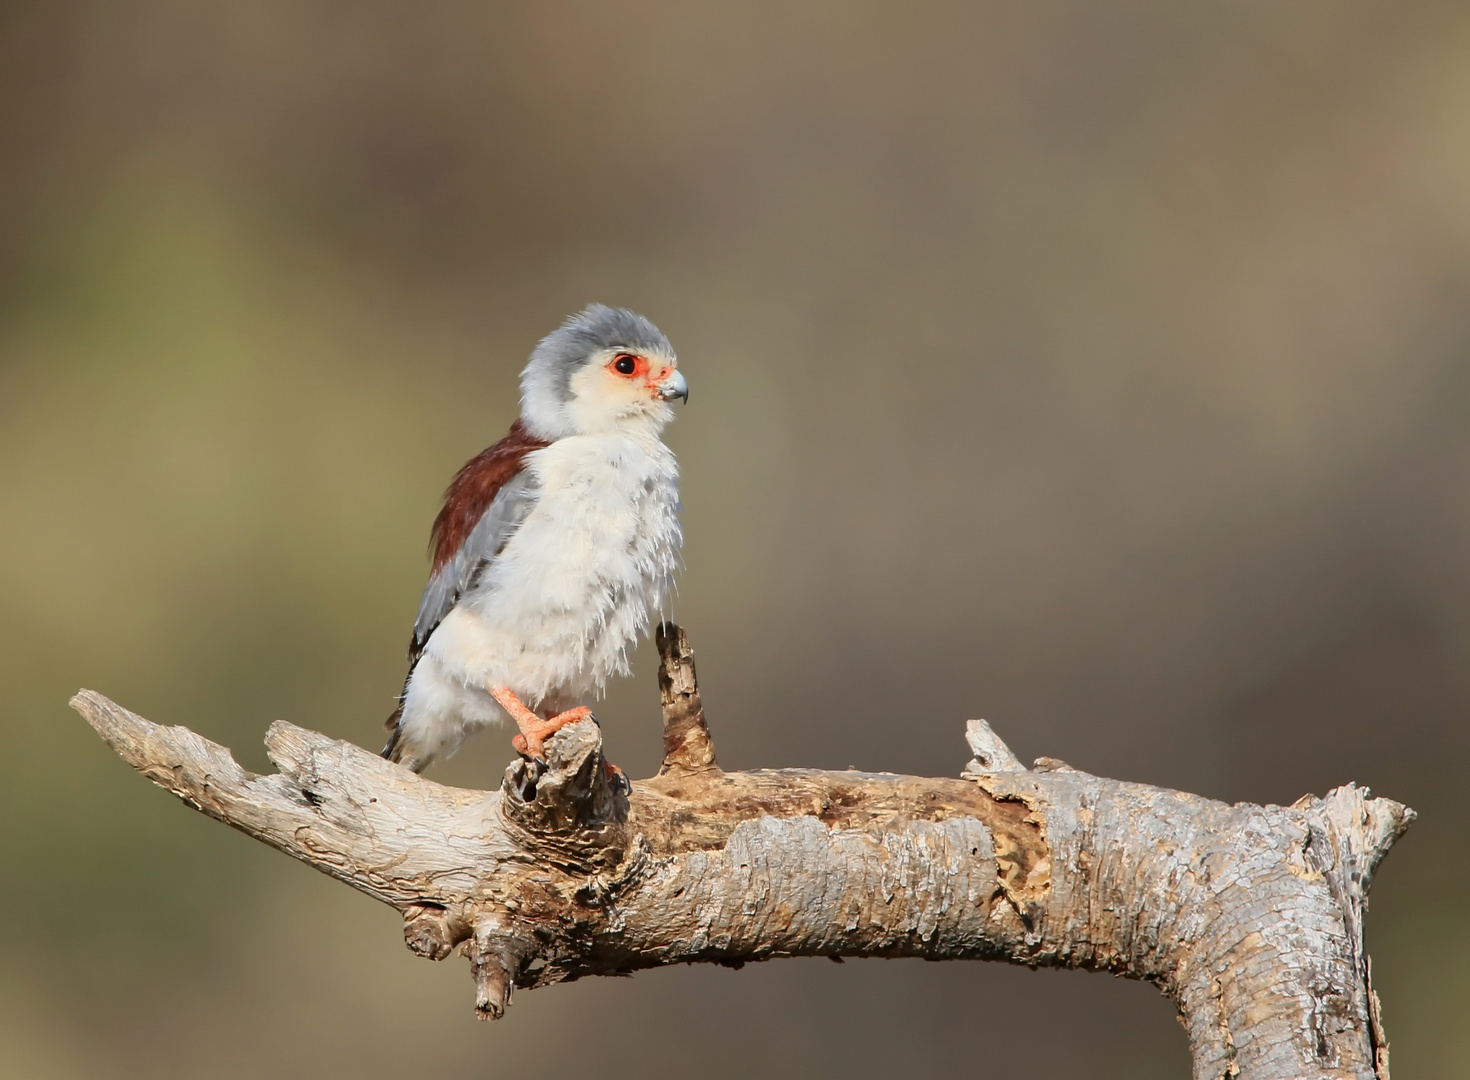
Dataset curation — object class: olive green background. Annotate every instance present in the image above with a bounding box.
[2,3,1467,1077]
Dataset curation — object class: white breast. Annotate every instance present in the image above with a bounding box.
[423,430,681,710]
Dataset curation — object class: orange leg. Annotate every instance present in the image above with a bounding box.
[490,686,593,761]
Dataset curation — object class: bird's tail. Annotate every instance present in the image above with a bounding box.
[382,671,429,772]
[381,703,406,762]
[383,646,428,769]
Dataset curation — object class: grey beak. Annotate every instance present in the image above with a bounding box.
[658,369,689,403]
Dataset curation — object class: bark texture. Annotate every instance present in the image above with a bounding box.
[70,624,1412,1080]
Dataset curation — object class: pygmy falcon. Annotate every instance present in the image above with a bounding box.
[383,304,688,772]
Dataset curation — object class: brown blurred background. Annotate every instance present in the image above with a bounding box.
[2,2,1468,1076]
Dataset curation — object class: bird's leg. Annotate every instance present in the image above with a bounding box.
[489,686,593,761]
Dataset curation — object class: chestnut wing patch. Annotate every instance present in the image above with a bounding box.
[410,419,549,664]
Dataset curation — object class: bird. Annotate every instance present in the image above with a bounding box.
[382,304,688,773]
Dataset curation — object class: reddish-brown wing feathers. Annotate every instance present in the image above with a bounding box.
[384,418,550,755]
[429,418,549,574]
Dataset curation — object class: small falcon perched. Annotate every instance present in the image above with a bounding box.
[383,304,688,772]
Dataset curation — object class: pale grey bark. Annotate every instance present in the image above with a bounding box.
[70,624,1412,1080]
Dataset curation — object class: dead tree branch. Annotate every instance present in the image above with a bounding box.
[70,623,1412,1080]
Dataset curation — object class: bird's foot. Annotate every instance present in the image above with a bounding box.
[489,687,626,789]
[490,687,595,760]
[605,760,632,796]
[515,706,595,759]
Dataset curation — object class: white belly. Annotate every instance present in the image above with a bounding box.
[399,432,680,763]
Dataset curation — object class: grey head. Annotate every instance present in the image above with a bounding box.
[520,304,684,439]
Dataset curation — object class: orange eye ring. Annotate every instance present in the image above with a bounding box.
[608,353,648,379]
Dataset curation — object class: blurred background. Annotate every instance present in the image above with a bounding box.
[2,2,1467,1076]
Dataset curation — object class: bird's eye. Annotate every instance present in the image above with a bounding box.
[613,354,638,375]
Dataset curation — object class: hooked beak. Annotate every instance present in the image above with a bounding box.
[657,368,689,403]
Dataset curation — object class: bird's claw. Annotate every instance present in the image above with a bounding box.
[515,748,549,772]
[605,760,632,796]
[511,732,547,764]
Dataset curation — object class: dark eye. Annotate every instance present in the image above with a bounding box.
[613,354,637,375]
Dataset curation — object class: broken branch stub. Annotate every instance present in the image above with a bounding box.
[655,621,717,774]
[70,624,1412,1080]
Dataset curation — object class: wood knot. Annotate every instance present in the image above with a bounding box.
[402,902,469,961]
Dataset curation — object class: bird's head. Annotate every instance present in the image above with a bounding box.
[519,304,687,440]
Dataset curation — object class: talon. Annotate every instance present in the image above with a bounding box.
[511,733,545,763]
[604,760,632,795]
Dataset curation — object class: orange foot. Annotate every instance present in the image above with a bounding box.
[605,760,631,795]
[490,686,594,761]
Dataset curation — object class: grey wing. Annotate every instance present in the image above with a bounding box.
[410,471,540,661]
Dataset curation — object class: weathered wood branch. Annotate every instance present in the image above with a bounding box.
[71,624,1412,1080]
